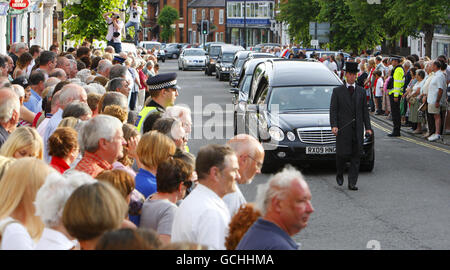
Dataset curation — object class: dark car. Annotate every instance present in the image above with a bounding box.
[230,52,276,86]
[234,59,375,173]
[204,43,227,76]
[164,43,183,59]
[215,45,244,81]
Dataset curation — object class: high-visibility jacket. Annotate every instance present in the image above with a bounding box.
[135,106,158,133]
[388,65,405,97]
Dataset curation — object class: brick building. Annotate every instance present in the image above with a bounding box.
[187,0,226,45]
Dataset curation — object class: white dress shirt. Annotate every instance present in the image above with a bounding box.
[171,184,231,250]
[35,228,78,250]
[222,184,246,217]
[43,108,63,163]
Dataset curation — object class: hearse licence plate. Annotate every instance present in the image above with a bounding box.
[306,146,336,154]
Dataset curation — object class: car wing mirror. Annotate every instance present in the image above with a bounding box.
[229,88,239,94]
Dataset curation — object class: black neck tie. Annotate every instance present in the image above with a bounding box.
[348,86,354,96]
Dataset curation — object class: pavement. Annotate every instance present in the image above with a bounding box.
[370,112,450,146]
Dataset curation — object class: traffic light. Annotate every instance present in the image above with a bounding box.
[201,20,209,35]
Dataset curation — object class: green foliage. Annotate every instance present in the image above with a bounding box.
[63,0,125,45]
[157,6,180,43]
[278,0,450,56]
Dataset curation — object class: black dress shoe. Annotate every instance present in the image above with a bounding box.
[336,174,344,186]
[348,185,358,191]
[387,133,401,137]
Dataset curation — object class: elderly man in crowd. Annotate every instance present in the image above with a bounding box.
[75,114,125,177]
[36,51,57,80]
[97,59,112,79]
[237,166,314,250]
[223,134,265,216]
[8,42,28,69]
[0,88,21,147]
[43,83,87,162]
[171,144,241,250]
[56,56,72,78]
[108,77,130,97]
[49,68,67,81]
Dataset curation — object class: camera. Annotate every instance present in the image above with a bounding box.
[133,12,137,18]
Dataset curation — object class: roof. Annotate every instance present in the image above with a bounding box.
[269,60,342,87]
[188,0,225,8]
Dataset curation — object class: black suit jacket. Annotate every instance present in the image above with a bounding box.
[330,84,372,156]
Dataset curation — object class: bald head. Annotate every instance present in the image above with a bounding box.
[227,134,265,184]
[49,68,67,81]
[45,77,61,89]
[59,83,87,109]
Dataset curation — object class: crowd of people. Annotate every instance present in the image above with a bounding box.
[0,41,314,250]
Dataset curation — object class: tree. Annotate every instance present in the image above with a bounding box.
[63,0,125,45]
[385,0,450,57]
[157,6,180,43]
[277,0,320,46]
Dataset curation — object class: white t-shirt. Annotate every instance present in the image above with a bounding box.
[106,17,124,43]
[375,77,384,97]
[127,6,142,24]
[0,217,35,250]
[328,61,338,74]
[427,70,447,106]
[222,184,247,217]
[35,228,78,250]
[171,184,230,250]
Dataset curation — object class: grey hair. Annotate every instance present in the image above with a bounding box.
[85,83,106,95]
[146,60,154,68]
[62,101,92,119]
[34,171,96,228]
[100,92,128,111]
[97,59,112,73]
[255,165,306,216]
[59,84,86,107]
[109,64,127,79]
[403,60,412,68]
[80,114,123,153]
[14,42,26,53]
[107,77,126,92]
[76,69,93,83]
[44,77,61,89]
[10,84,25,98]
[0,90,20,123]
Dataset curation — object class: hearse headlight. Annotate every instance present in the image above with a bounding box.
[269,126,285,141]
[287,131,296,141]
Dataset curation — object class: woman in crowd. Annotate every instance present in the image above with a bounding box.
[34,171,95,250]
[409,69,426,134]
[48,127,79,174]
[13,52,33,79]
[103,104,128,123]
[58,117,80,129]
[140,158,193,245]
[225,203,261,250]
[0,158,52,249]
[0,126,43,159]
[132,131,176,226]
[113,123,140,177]
[403,67,418,129]
[137,59,148,109]
[0,156,15,181]
[62,181,128,250]
[95,228,161,250]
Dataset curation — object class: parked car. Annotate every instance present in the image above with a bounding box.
[139,41,165,62]
[230,52,276,86]
[204,42,227,76]
[164,43,183,59]
[234,59,375,173]
[178,48,207,71]
[215,45,244,81]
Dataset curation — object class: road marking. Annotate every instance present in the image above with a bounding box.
[371,121,450,155]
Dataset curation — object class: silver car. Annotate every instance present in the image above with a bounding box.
[178,48,207,71]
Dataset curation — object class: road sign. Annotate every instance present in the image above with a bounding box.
[311,40,319,46]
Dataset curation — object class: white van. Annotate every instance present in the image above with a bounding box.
[139,41,166,62]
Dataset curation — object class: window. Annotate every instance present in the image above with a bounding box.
[179,0,183,18]
[210,10,214,22]
[220,32,224,42]
[215,32,219,42]
[192,9,196,24]
[219,10,224,24]
[202,9,205,20]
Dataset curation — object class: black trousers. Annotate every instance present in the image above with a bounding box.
[375,96,383,113]
[336,134,361,187]
[129,91,137,111]
[389,94,401,134]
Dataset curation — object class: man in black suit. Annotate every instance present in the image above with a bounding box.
[330,62,373,191]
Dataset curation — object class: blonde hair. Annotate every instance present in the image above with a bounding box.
[62,181,128,241]
[58,116,79,129]
[104,53,113,62]
[0,156,15,180]
[0,158,52,240]
[0,126,44,159]
[137,131,176,169]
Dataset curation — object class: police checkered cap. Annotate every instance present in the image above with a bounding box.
[146,72,180,91]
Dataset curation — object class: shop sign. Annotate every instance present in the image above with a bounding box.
[9,0,29,10]
[0,2,9,16]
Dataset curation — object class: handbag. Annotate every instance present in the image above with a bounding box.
[408,96,416,105]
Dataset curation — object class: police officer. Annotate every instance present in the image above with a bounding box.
[388,55,405,137]
[135,73,180,133]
